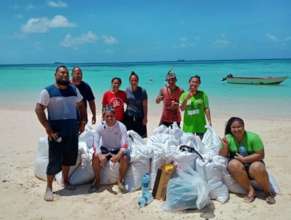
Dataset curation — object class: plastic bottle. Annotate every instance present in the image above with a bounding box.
[239,145,248,157]
[138,173,153,208]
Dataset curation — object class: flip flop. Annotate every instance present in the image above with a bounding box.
[266,195,276,205]
[88,184,100,193]
[117,182,128,194]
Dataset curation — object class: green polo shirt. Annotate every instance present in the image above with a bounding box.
[179,90,209,133]
[226,131,264,155]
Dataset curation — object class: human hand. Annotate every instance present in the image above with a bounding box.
[221,137,228,148]
[46,127,58,141]
[156,95,164,103]
[79,122,85,134]
[92,115,96,124]
[142,117,147,125]
[234,153,246,163]
[110,154,121,163]
[97,154,107,167]
[186,92,194,100]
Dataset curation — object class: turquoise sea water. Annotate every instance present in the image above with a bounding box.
[1,59,291,118]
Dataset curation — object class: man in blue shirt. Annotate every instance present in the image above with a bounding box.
[35,65,86,201]
[71,66,96,124]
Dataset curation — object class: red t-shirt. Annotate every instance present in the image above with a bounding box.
[160,86,183,123]
[102,90,127,121]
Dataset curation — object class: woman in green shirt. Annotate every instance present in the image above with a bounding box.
[219,117,275,204]
[180,75,212,139]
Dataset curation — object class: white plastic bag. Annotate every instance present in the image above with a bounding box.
[196,155,229,203]
[34,137,49,180]
[163,168,210,211]
[100,161,120,185]
[125,160,150,192]
[202,126,221,156]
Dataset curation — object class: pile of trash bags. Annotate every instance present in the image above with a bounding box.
[34,123,280,211]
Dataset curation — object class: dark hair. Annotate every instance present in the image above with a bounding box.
[129,71,139,81]
[55,65,68,74]
[111,77,122,84]
[72,66,82,75]
[224,117,245,135]
[189,75,201,83]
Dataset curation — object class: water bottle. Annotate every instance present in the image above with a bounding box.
[138,173,153,208]
[239,145,248,157]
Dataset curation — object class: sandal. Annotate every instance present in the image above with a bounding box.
[266,194,276,205]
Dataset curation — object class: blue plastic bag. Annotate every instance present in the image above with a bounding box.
[163,168,210,211]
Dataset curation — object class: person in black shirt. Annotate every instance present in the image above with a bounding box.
[71,66,96,124]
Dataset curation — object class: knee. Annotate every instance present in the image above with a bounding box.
[249,161,266,175]
[227,159,244,173]
[120,154,129,164]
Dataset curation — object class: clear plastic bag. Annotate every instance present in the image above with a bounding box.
[163,168,210,211]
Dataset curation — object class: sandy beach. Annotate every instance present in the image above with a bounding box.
[0,105,291,220]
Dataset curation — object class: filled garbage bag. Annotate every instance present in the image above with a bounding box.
[163,168,210,211]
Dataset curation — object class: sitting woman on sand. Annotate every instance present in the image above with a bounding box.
[219,117,275,204]
[180,75,211,139]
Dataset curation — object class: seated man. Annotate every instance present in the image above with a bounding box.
[90,106,129,192]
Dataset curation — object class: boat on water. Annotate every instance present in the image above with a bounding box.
[222,74,288,85]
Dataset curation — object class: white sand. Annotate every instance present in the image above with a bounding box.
[0,107,291,220]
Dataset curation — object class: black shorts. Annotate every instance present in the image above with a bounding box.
[159,121,180,128]
[46,134,79,176]
[100,146,131,161]
[123,114,147,138]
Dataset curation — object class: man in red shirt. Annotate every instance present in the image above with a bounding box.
[102,77,127,122]
[156,71,183,127]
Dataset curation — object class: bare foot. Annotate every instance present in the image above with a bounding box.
[44,187,53,201]
[244,188,256,203]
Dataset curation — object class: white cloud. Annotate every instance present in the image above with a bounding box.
[48,1,68,8]
[213,34,231,48]
[266,33,279,42]
[101,35,118,45]
[174,36,198,48]
[60,31,97,49]
[21,15,75,33]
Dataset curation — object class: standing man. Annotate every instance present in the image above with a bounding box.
[35,65,86,201]
[156,71,183,127]
[71,66,96,124]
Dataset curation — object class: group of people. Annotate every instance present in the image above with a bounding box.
[35,65,275,204]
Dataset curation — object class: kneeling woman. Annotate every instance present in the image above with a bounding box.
[90,106,130,193]
[219,117,275,204]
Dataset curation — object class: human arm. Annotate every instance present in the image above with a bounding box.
[142,90,148,125]
[219,137,229,157]
[88,100,96,124]
[234,149,265,164]
[155,89,164,104]
[180,92,192,111]
[111,123,129,163]
[35,103,58,141]
[205,108,212,126]
[203,93,212,126]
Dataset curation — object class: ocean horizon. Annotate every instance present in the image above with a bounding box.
[1,58,291,119]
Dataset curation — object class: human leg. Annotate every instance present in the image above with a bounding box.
[248,161,275,204]
[228,159,256,202]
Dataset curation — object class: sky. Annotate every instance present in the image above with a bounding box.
[0,0,291,64]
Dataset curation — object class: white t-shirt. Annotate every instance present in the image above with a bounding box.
[93,121,128,153]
